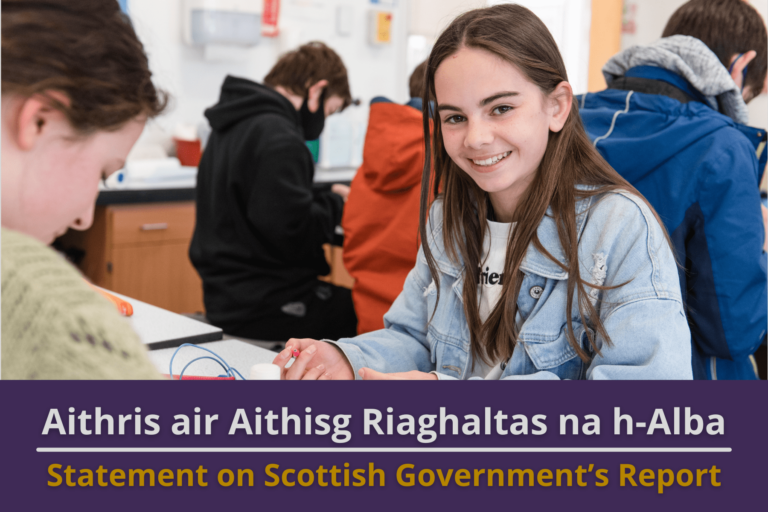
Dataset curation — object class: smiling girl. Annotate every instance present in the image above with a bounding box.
[275,4,692,381]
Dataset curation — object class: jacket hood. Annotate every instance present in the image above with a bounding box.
[205,75,300,132]
[602,35,749,124]
[359,102,425,193]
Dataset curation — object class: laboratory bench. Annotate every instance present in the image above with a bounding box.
[58,167,357,315]
[95,165,356,205]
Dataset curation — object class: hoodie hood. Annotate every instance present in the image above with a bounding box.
[360,102,425,193]
[602,35,749,124]
[205,75,300,132]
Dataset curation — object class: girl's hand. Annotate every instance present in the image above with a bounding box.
[358,368,438,380]
[271,338,354,380]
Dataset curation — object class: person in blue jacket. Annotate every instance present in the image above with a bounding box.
[578,0,767,379]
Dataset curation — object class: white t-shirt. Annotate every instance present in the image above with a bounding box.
[468,219,515,379]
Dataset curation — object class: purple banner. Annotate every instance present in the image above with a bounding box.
[0,381,764,511]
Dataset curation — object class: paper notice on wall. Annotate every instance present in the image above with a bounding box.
[369,9,393,45]
[263,0,280,37]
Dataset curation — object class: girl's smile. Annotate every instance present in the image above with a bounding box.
[469,150,512,169]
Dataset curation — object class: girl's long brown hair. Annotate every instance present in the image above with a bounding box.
[419,4,669,366]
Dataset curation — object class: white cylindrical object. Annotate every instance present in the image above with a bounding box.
[249,363,281,380]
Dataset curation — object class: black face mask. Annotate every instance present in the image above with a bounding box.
[299,89,326,141]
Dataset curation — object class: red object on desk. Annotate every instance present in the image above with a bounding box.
[164,374,235,380]
[87,282,133,316]
[174,138,201,166]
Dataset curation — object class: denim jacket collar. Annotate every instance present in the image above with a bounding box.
[426,189,595,282]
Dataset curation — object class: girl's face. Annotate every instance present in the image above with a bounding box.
[1,95,145,244]
[434,47,569,220]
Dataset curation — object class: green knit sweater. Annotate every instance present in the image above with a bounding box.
[1,228,161,379]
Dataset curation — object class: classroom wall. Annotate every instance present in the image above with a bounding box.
[127,0,410,167]
[621,0,768,129]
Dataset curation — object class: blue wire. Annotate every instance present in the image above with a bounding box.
[229,368,248,381]
[170,343,229,377]
[179,356,231,380]
[169,343,247,380]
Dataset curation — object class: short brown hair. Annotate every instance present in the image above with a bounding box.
[264,41,352,110]
[409,60,428,98]
[1,0,168,133]
[663,0,767,101]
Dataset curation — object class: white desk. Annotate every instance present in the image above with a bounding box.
[147,339,277,378]
[314,166,357,183]
[100,165,356,189]
[106,289,223,349]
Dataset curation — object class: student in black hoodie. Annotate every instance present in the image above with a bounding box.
[190,42,357,341]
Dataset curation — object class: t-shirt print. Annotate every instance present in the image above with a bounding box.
[478,219,515,323]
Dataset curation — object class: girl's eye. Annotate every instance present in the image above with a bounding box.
[443,115,466,125]
[492,105,513,115]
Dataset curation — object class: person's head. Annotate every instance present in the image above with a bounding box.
[264,41,352,117]
[663,0,768,102]
[1,0,168,244]
[409,60,428,99]
[419,4,654,366]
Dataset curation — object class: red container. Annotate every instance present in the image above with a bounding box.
[174,138,202,167]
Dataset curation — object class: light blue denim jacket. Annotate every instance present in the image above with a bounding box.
[333,189,693,380]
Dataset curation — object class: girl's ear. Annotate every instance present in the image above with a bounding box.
[548,81,573,133]
[14,92,71,151]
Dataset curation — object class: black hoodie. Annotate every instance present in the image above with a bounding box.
[190,76,344,329]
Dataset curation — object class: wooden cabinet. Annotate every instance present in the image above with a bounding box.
[60,200,354,315]
[61,202,205,314]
